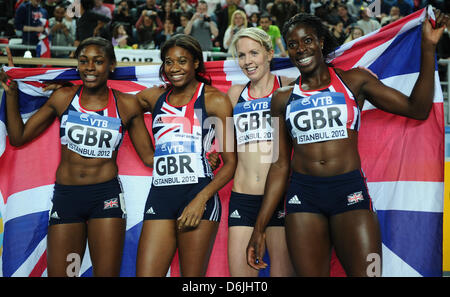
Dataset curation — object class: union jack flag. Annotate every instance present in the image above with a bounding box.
[103,198,119,210]
[347,191,364,205]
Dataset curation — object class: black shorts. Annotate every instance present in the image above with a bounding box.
[48,177,126,225]
[228,191,285,227]
[143,177,221,222]
[285,169,374,217]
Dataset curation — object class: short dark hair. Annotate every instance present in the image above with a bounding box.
[282,13,339,60]
[74,37,117,64]
[159,34,211,85]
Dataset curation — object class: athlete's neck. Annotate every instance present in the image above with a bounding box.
[249,72,275,98]
[169,79,199,105]
[300,63,330,91]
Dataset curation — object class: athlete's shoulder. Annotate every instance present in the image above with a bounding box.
[227,83,246,107]
[137,85,168,112]
[48,85,79,113]
[203,84,233,116]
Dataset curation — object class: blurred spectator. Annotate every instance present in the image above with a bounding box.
[356,8,381,34]
[112,0,134,42]
[174,0,196,16]
[396,0,412,16]
[244,0,259,16]
[310,0,323,15]
[378,0,392,17]
[112,23,127,46]
[346,0,367,19]
[158,17,176,47]
[344,25,364,43]
[14,0,49,45]
[258,13,286,57]
[270,0,298,31]
[136,10,163,49]
[185,0,219,51]
[137,0,163,22]
[216,0,245,50]
[112,23,132,49]
[74,0,111,46]
[248,12,259,27]
[161,0,178,24]
[113,0,133,25]
[331,21,346,45]
[49,4,75,57]
[93,0,112,19]
[337,3,356,33]
[43,0,62,18]
[380,5,401,26]
[176,12,191,34]
[223,9,247,53]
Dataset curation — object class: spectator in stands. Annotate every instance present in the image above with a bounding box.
[112,0,134,43]
[216,0,245,51]
[74,0,111,48]
[396,0,412,16]
[174,0,196,16]
[136,11,162,49]
[344,25,364,43]
[137,0,163,22]
[337,3,357,33]
[331,20,347,45]
[223,9,247,53]
[161,0,178,24]
[310,0,323,15]
[356,8,381,35]
[49,4,76,57]
[43,0,62,18]
[176,12,191,34]
[112,23,127,46]
[244,0,259,16]
[184,0,219,51]
[14,0,49,46]
[113,0,133,25]
[93,0,112,19]
[258,13,286,57]
[158,17,176,47]
[346,0,367,19]
[269,0,298,31]
[248,12,259,27]
[112,23,132,49]
[381,5,401,26]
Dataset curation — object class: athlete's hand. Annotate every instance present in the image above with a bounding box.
[246,229,268,270]
[207,151,221,171]
[177,194,208,230]
[0,69,18,97]
[422,8,449,47]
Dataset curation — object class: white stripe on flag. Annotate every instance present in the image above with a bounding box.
[11,235,47,277]
[382,243,421,277]
[2,185,53,224]
[118,175,152,229]
[368,181,443,212]
[362,72,443,111]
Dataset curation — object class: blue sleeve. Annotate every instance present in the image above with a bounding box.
[14,5,26,30]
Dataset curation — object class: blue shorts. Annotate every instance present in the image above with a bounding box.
[143,177,221,221]
[285,169,374,217]
[228,191,285,227]
[49,177,126,226]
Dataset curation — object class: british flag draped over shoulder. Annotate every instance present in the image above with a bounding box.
[0,7,444,277]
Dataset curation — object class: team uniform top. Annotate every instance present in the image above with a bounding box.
[60,86,124,159]
[285,67,361,144]
[233,76,282,145]
[151,82,215,187]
